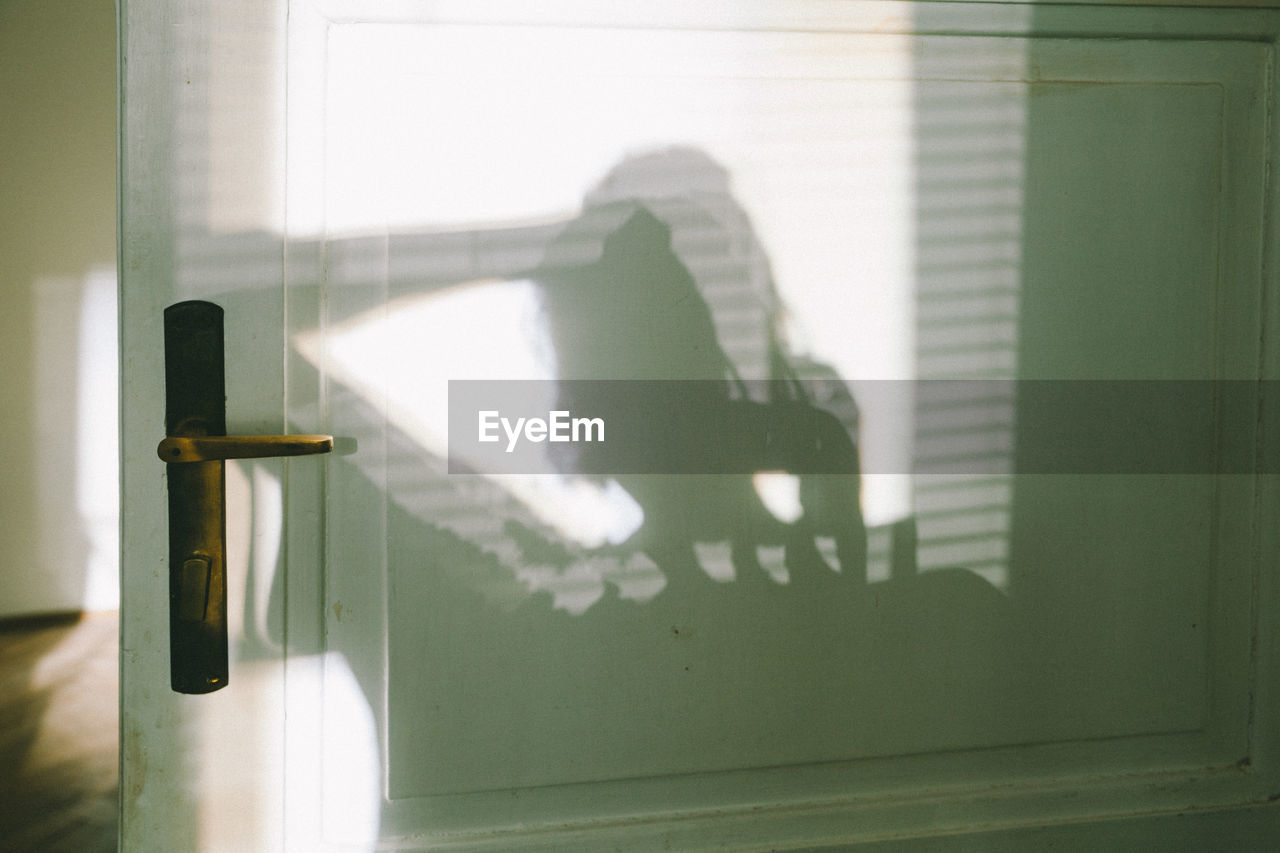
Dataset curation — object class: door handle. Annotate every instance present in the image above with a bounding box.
[160,300,333,694]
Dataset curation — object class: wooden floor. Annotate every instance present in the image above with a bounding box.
[0,611,118,852]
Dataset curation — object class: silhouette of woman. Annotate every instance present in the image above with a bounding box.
[533,147,867,590]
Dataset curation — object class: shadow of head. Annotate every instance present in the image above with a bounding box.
[532,147,868,589]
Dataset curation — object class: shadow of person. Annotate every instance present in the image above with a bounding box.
[530,148,867,593]
[247,145,1018,810]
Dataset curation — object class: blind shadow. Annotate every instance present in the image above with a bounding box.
[274,146,1021,796]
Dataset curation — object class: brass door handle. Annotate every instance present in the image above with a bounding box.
[157,434,333,463]
[161,300,333,694]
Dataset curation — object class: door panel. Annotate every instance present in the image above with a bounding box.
[120,1,1280,850]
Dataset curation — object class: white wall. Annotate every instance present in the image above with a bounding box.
[0,0,118,616]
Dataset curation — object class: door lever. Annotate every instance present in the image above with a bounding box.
[160,300,333,694]
[158,434,333,463]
